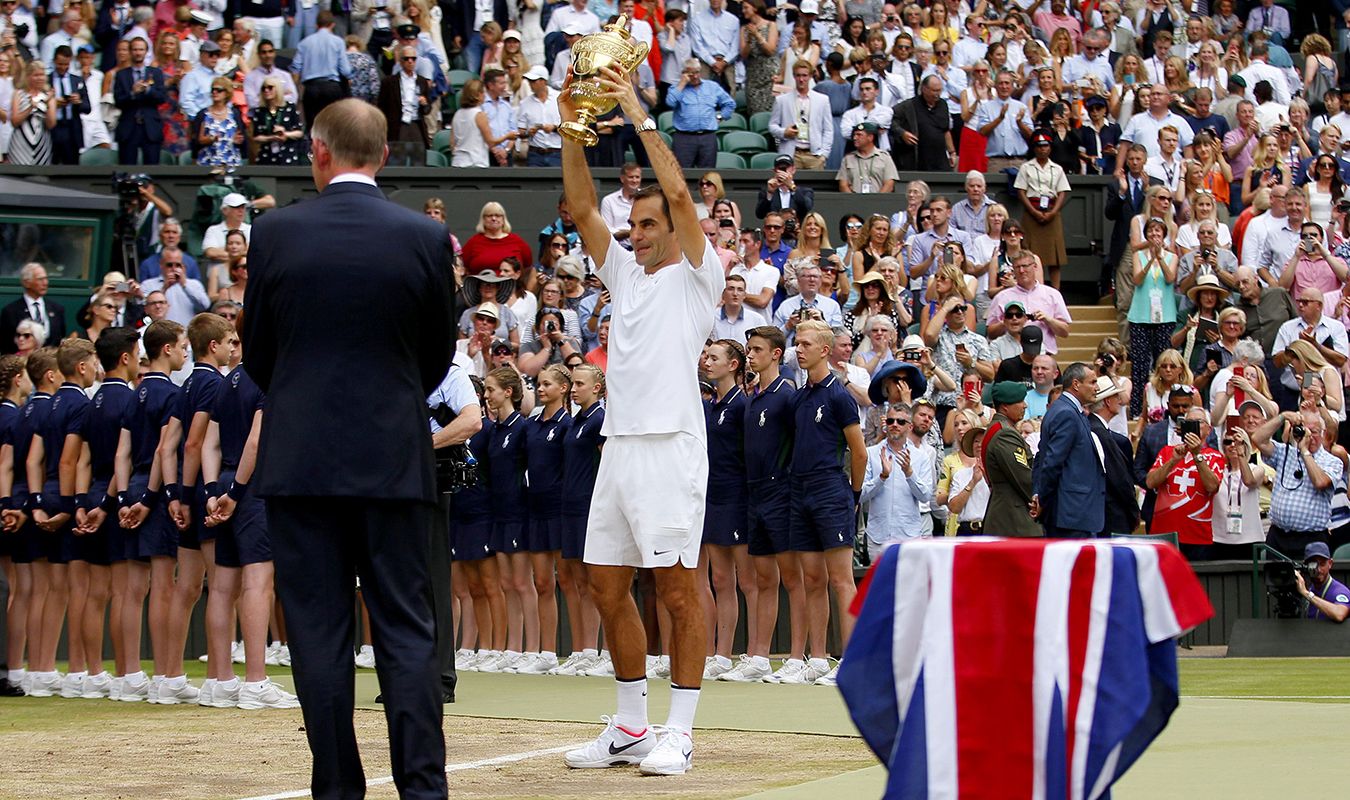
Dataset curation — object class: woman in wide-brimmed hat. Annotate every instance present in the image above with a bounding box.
[844,270,907,349]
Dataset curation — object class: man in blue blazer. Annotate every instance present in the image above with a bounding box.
[48,46,91,165]
[1032,362,1106,538]
[112,37,166,166]
[241,99,454,800]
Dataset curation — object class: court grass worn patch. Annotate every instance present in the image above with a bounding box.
[0,703,870,800]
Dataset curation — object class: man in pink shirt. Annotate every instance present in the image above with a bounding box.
[1033,0,1082,49]
[985,251,1073,354]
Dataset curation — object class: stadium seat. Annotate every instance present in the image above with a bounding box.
[1110,532,1179,547]
[425,149,448,167]
[733,88,746,112]
[159,150,177,165]
[447,69,477,89]
[657,110,675,132]
[432,129,454,153]
[1334,543,1350,562]
[176,150,196,165]
[749,111,771,135]
[656,130,672,146]
[715,152,745,169]
[718,113,747,132]
[748,151,780,170]
[79,148,118,166]
[721,130,768,155]
[442,91,459,115]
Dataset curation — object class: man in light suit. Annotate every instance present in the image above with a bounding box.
[1031,362,1106,538]
[768,58,833,170]
[240,99,453,800]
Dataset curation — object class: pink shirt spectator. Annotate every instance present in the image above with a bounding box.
[985,284,1073,354]
[1289,256,1344,305]
[1223,129,1256,179]
[1032,11,1082,48]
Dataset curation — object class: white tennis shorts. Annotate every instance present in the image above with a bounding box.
[584,432,708,569]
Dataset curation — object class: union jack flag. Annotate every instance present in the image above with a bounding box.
[838,539,1213,800]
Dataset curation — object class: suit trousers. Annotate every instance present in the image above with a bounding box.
[51,120,82,165]
[302,79,348,133]
[672,132,717,170]
[267,496,447,800]
[430,492,456,695]
[117,125,159,166]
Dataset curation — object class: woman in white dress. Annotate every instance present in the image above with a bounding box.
[451,79,492,167]
[1109,53,1148,132]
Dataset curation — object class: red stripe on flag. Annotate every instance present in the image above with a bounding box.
[952,541,1045,799]
[1063,546,1097,796]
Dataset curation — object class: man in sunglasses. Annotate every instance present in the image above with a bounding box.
[243,39,297,108]
[1061,29,1114,93]
[377,45,433,165]
[860,402,936,559]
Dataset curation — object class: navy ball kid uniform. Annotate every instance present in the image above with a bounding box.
[450,418,494,562]
[123,372,182,559]
[789,373,859,552]
[745,376,796,557]
[0,397,20,561]
[176,363,224,550]
[40,383,91,565]
[486,410,529,555]
[703,386,749,547]
[525,406,570,553]
[81,378,136,565]
[212,366,270,568]
[11,391,52,564]
[560,402,605,560]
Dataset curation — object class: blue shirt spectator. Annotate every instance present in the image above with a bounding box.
[179,62,217,121]
[666,77,736,133]
[139,250,201,281]
[1269,441,1344,533]
[690,1,741,67]
[292,26,353,82]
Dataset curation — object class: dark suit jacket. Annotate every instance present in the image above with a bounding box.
[1089,413,1140,535]
[890,95,951,171]
[113,66,167,144]
[377,73,434,141]
[754,184,814,220]
[48,70,91,137]
[1032,393,1106,533]
[94,1,134,72]
[241,180,454,501]
[0,296,68,355]
[1104,173,1148,273]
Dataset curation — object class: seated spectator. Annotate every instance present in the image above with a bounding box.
[200,194,251,289]
[518,307,582,377]
[462,201,534,277]
[1194,307,1249,397]
[1297,542,1350,622]
[139,251,210,325]
[522,280,583,344]
[1172,274,1229,373]
[1146,407,1224,560]
[852,315,898,376]
[458,275,522,345]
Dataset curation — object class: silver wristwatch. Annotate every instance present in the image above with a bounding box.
[636,117,657,133]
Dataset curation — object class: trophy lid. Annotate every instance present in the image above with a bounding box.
[602,13,635,39]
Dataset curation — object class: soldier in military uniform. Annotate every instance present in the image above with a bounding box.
[979,381,1042,537]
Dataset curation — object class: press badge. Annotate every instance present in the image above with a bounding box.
[1227,515,1242,536]
[1149,288,1163,323]
[1037,195,1050,211]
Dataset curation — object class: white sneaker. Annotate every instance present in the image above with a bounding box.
[80,672,112,699]
[117,674,149,702]
[517,652,559,674]
[475,651,507,673]
[789,658,831,686]
[500,651,527,673]
[645,655,660,679]
[702,655,732,680]
[651,655,671,679]
[156,677,200,705]
[549,652,587,676]
[107,676,123,701]
[197,678,218,706]
[59,671,87,698]
[814,663,840,687]
[207,679,241,709]
[764,658,807,684]
[238,678,301,710]
[231,641,246,664]
[564,715,655,769]
[638,728,694,776]
[197,651,210,663]
[455,649,478,671]
[354,644,376,670]
[720,655,772,682]
[26,671,62,698]
[265,643,282,666]
[277,645,291,667]
[581,652,614,677]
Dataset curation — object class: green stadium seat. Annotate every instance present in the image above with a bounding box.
[657,110,675,132]
[749,111,771,135]
[1334,543,1350,562]
[715,151,745,169]
[159,149,178,165]
[748,151,780,170]
[442,90,459,115]
[447,69,477,89]
[733,88,746,112]
[425,149,448,167]
[177,150,196,165]
[432,129,454,153]
[721,130,768,155]
[718,112,747,131]
[78,147,118,166]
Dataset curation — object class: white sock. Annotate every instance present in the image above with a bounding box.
[666,684,701,735]
[504,649,522,659]
[540,650,556,660]
[243,679,267,689]
[614,677,649,732]
[7,669,24,682]
[218,676,240,689]
[713,655,731,669]
[165,674,186,687]
[67,670,87,680]
[808,657,828,670]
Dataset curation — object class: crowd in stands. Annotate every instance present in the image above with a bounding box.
[4,0,1350,700]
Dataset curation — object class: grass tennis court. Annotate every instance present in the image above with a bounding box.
[1,656,1347,799]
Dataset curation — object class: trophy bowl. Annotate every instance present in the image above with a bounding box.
[559,15,650,147]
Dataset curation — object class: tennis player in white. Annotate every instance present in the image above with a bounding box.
[558,65,723,777]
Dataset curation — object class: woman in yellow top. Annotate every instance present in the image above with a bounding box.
[934,409,984,536]
[919,3,959,46]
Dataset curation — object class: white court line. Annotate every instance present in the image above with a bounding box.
[234,742,587,800]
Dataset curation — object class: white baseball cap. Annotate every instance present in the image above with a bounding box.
[524,65,549,81]
[221,192,248,208]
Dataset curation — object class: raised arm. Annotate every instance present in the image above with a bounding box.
[559,70,616,259]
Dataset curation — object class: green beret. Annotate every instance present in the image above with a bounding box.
[991,381,1029,405]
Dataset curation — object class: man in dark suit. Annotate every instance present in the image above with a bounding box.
[1032,362,1106,538]
[753,154,814,220]
[1104,142,1152,299]
[377,44,433,166]
[891,75,954,172]
[93,0,135,72]
[240,99,453,800]
[112,37,167,166]
[1087,375,1140,536]
[0,263,67,354]
[48,46,91,165]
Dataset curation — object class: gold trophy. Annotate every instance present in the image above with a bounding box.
[559,14,650,147]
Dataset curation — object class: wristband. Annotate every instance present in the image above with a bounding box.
[227,480,248,502]
[204,481,219,499]
[31,492,44,511]
[162,483,180,504]
[75,494,93,511]
[852,489,862,507]
[0,496,9,512]
[139,489,161,509]
[116,491,129,509]
[58,495,76,515]
[102,492,119,512]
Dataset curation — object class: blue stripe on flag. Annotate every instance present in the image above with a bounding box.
[839,545,901,765]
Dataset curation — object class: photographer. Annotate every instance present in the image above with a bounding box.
[517,307,581,378]
[771,263,843,344]
[1176,223,1239,314]
[1251,410,1345,558]
[1295,543,1350,623]
[1146,407,1224,561]
[1211,427,1271,559]
[1277,221,1349,303]
[425,362,484,703]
